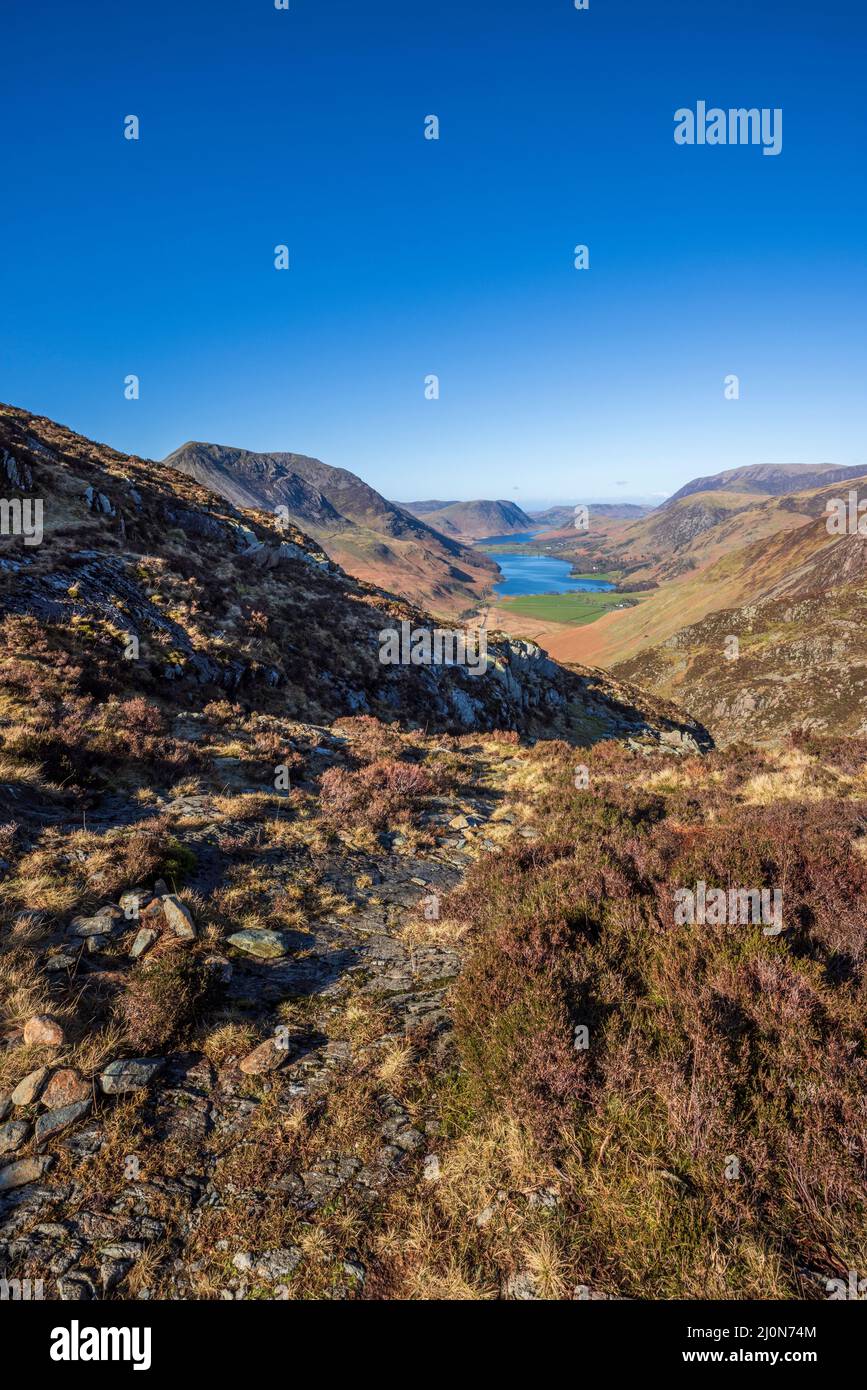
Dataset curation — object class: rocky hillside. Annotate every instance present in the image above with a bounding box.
[162,442,498,620]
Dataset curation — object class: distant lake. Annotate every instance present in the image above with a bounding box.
[490,552,615,598]
[478,530,543,546]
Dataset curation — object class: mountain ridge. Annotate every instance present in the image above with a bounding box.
[162,441,498,618]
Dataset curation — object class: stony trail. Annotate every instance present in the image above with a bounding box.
[0,733,528,1300]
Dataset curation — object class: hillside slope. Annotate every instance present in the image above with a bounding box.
[667,461,867,502]
[163,442,498,619]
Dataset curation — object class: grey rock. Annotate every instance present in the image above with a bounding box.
[100,1057,165,1095]
[233,1248,302,1282]
[129,927,158,960]
[45,953,78,973]
[0,1120,30,1154]
[11,1067,49,1107]
[0,1155,54,1191]
[423,1153,441,1182]
[161,894,196,939]
[227,929,287,959]
[69,914,114,938]
[120,888,151,917]
[2,449,33,490]
[504,1270,540,1300]
[35,1100,92,1144]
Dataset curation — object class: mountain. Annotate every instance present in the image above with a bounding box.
[401,498,535,540]
[667,462,867,503]
[529,503,652,529]
[162,442,498,619]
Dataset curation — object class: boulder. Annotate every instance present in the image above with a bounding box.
[227,929,287,960]
[40,1069,90,1110]
[100,1057,165,1095]
[129,927,158,960]
[238,1038,289,1076]
[0,1155,54,1191]
[161,895,196,940]
[0,1120,30,1154]
[11,1066,49,1106]
[35,1099,92,1144]
[23,1014,65,1047]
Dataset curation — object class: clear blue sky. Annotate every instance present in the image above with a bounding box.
[2,0,865,504]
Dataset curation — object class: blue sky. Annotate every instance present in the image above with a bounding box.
[2,0,865,504]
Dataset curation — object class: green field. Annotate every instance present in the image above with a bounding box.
[500,590,634,625]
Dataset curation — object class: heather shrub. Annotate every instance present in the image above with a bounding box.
[117,950,218,1052]
[443,763,867,1297]
[319,759,434,830]
[332,715,403,763]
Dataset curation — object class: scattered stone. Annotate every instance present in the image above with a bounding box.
[44,953,78,972]
[527,1186,559,1209]
[11,1066,49,1107]
[41,1069,90,1110]
[129,928,158,960]
[0,1095,11,1122]
[0,1120,30,1154]
[57,1273,96,1300]
[343,1260,365,1283]
[238,1038,290,1076]
[23,1014,65,1047]
[100,1057,165,1095]
[68,915,114,938]
[120,888,152,917]
[0,1154,54,1191]
[94,905,124,927]
[476,1204,495,1227]
[161,895,196,940]
[423,1153,441,1182]
[227,929,287,959]
[86,934,107,955]
[35,1099,92,1145]
[233,1248,301,1281]
[504,1269,540,1300]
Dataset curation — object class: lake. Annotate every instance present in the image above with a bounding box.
[490,552,615,598]
[478,530,543,546]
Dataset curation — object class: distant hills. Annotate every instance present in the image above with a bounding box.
[162,443,498,618]
[493,461,867,744]
[529,503,653,530]
[667,462,867,502]
[401,498,534,540]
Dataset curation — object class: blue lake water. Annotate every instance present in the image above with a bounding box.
[489,553,615,599]
[478,531,543,546]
